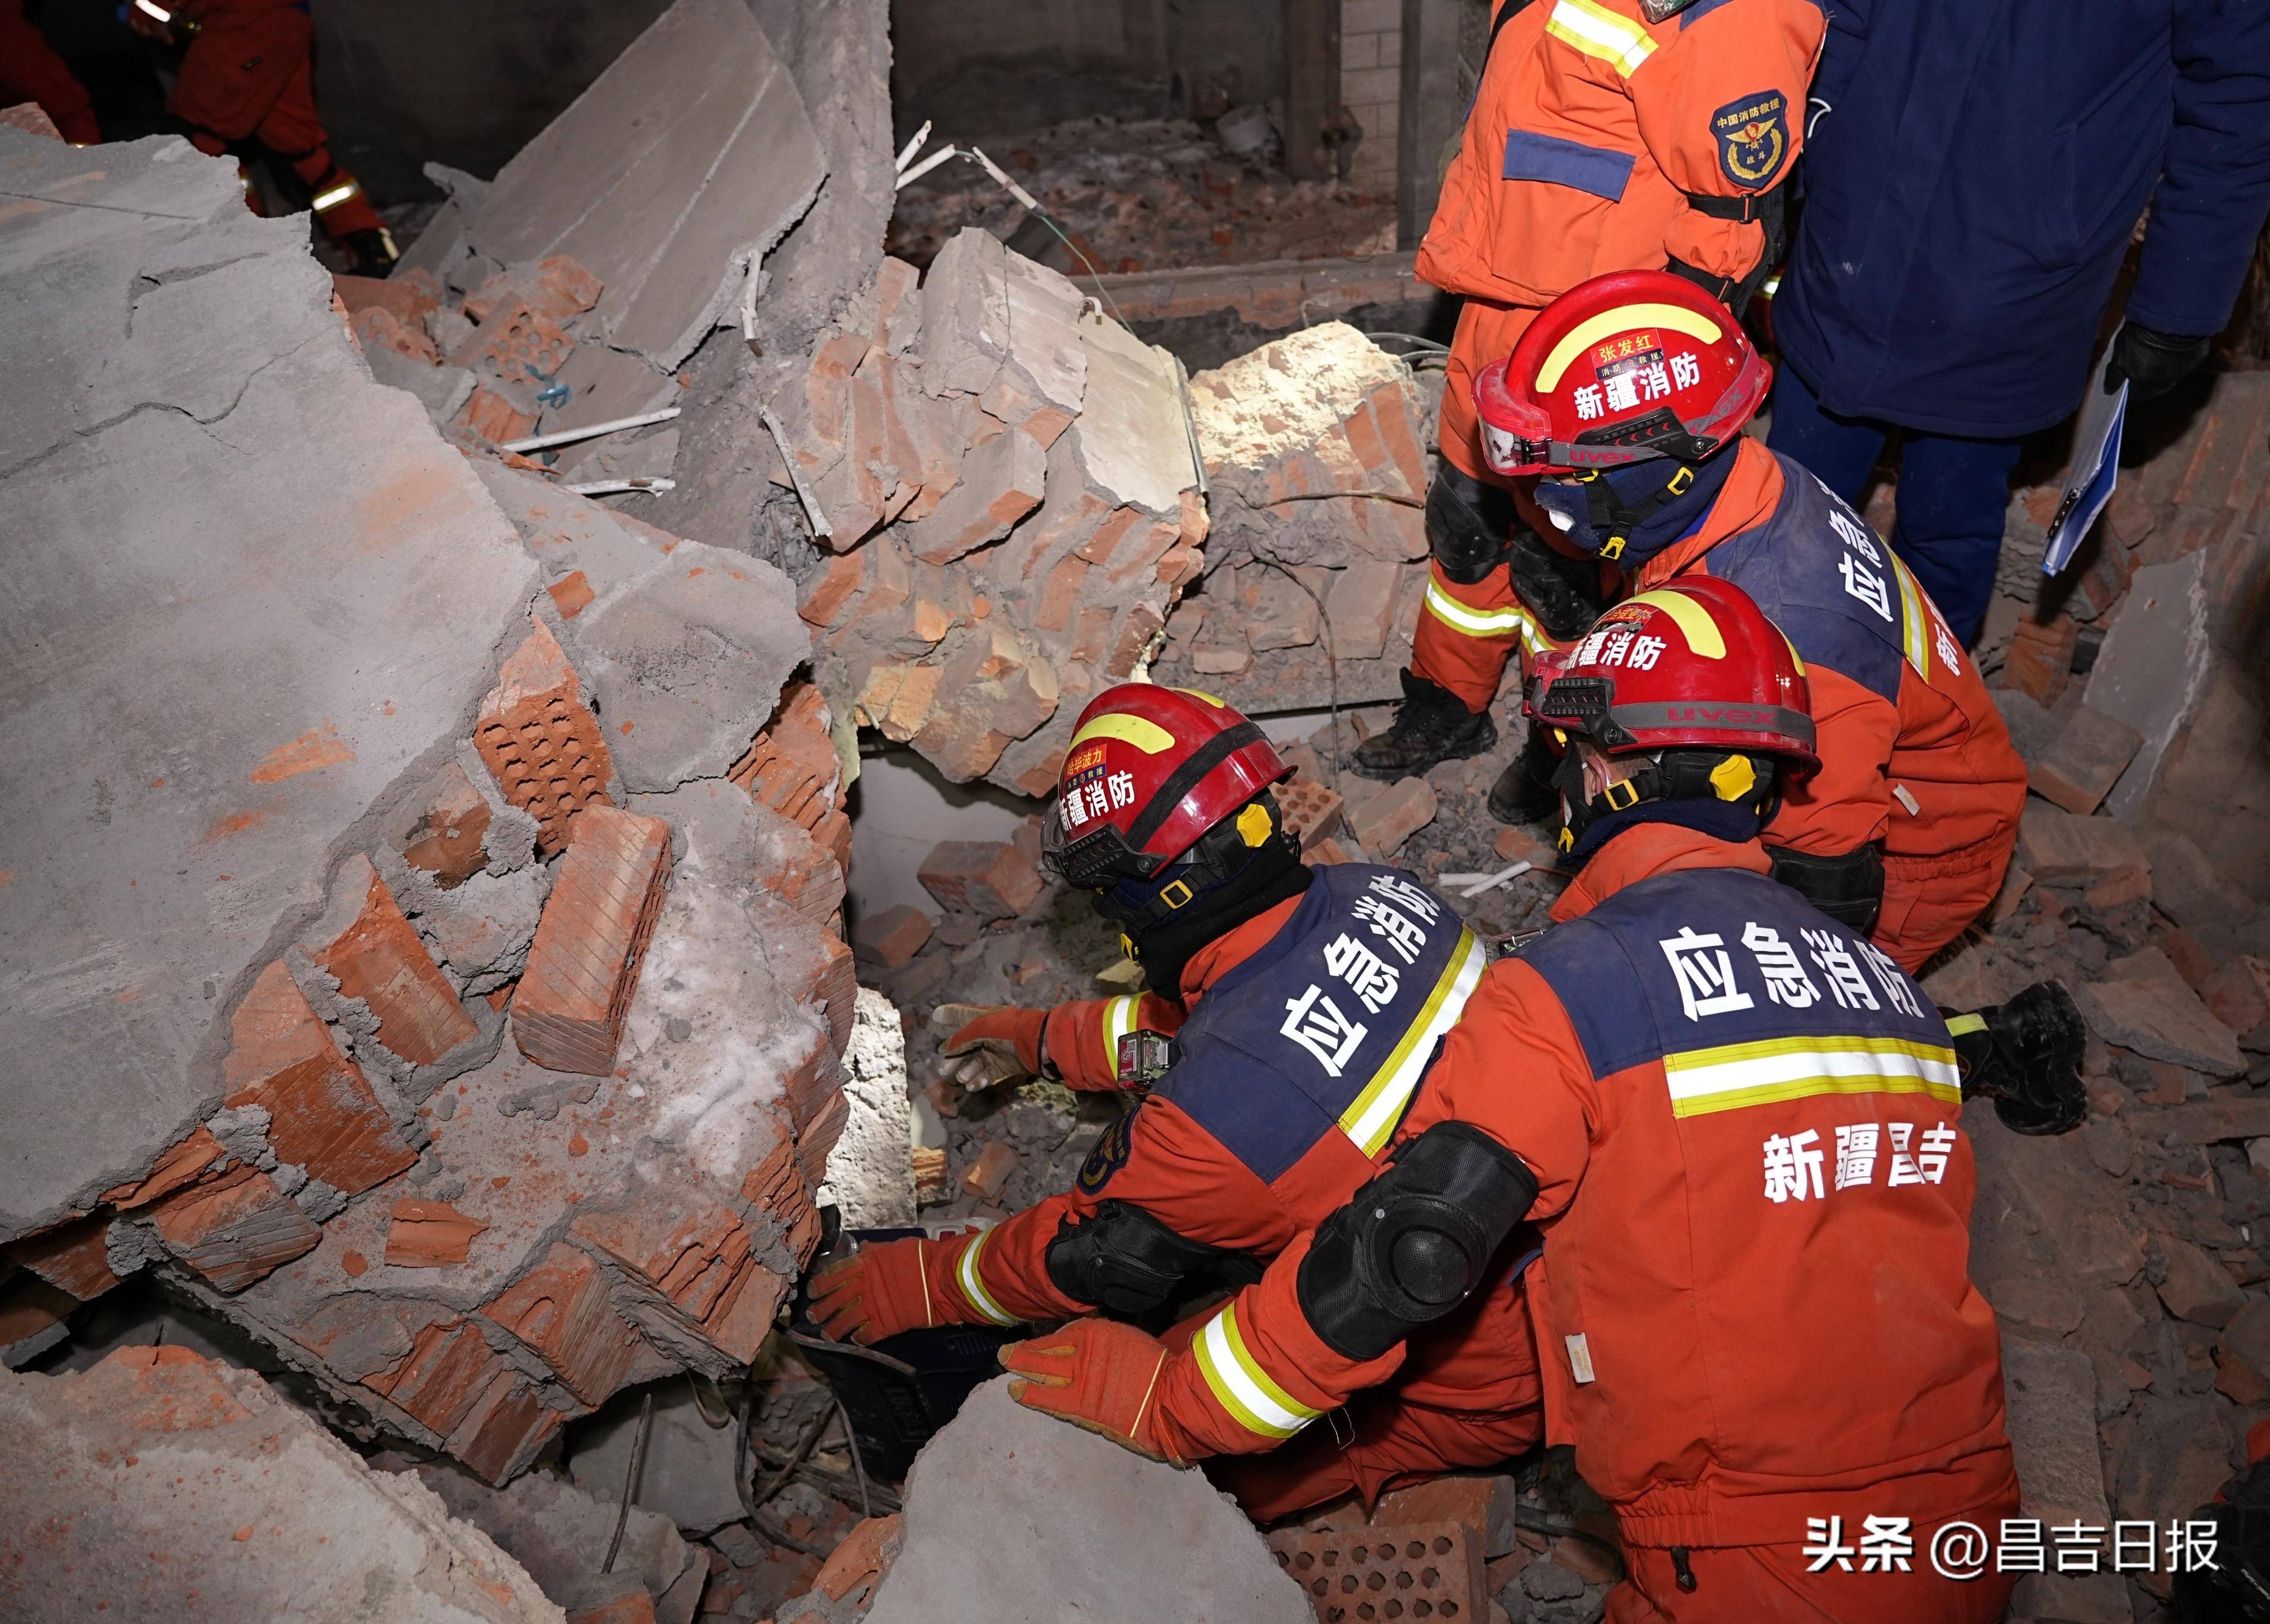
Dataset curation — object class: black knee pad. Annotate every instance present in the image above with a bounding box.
[1295,1122,1537,1362]
[1045,1201,1262,1317]
[1427,468,1517,585]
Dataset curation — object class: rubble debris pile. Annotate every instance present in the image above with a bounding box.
[1154,321,1434,709]
[0,129,860,1489]
[0,1346,563,1624]
[887,116,1397,273]
[784,227,1206,793]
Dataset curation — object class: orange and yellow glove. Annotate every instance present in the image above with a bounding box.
[934,1004,1049,1090]
[807,1229,1014,1344]
[1001,1317,1187,1463]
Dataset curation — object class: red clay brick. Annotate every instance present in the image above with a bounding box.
[450,1377,562,1486]
[351,305,439,365]
[571,1191,782,1364]
[7,1214,120,1303]
[918,840,1044,919]
[474,617,616,855]
[960,1141,1018,1201]
[546,569,596,619]
[385,1197,491,1268]
[728,683,842,833]
[399,762,493,886]
[223,960,415,1196]
[103,1128,227,1209]
[310,857,479,1067]
[513,807,672,1076]
[566,1596,657,1624]
[852,904,934,970]
[450,295,573,386]
[798,550,867,629]
[812,931,858,1059]
[1276,775,1345,855]
[2003,616,2078,706]
[148,1164,321,1294]
[459,385,536,445]
[332,269,440,329]
[0,1273,78,1349]
[371,1319,508,1438]
[480,1242,638,1405]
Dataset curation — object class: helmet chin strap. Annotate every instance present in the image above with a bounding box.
[1580,461,1696,562]
[1554,747,1779,852]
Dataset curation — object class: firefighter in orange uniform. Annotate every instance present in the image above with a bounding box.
[1354,0,1823,817]
[809,684,1542,1520]
[0,0,100,143]
[999,580,2020,1623]
[1466,269,2027,969]
[127,0,395,273]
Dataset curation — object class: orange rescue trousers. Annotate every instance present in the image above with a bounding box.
[171,3,383,240]
[1610,1510,2019,1624]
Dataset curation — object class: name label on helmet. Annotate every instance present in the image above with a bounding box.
[1062,762,1139,829]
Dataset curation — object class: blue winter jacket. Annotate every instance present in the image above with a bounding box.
[1772,0,2270,438]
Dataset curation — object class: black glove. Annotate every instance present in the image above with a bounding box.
[2172,1454,2270,1623]
[1944,980,2088,1136]
[2106,323,2214,403]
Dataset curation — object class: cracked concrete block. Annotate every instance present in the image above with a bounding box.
[0,129,540,1240]
[467,0,827,371]
[1068,312,1199,518]
[409,1460,705,1624]
[2086,552,2211,821]
[2075,977,2246,1076]
[364,340,479,426]
[568,1382,748,1537]
[818,988,916,1228]
[861,1377,1313,1624]
[919,227,1011,399]
[0,1346,564,1624]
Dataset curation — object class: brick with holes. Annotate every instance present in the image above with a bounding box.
[512,807,673,1075]
[474,616,616,855]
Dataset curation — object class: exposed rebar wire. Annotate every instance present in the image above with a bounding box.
[837,1397,873,1520]
[736,1375,840,1559]
[602,1389,655,1575]
[754,1400,839,1511]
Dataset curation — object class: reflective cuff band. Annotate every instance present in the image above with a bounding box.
[1944,1012,1988,1037]
[955,1229,1023,1326]
[1545,0,1658,75]
[311,180,362,213]
[1102,995,1139,1080]
[1424,581,1545,649]
[1192,1302,1322,1440]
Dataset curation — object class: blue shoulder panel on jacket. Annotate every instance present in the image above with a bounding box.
[1157,865,1470,1183]
[1518,865,1949,1082]
[1704,453,1906,704]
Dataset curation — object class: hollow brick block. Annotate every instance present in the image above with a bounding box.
[512,807,672,1076]
[147,1164,321,1294]
[480,1241,641,1405]
[223,960,415,1196]
[474,616,616,855]
[310,857,479,1067]
[7,1214,121,1303]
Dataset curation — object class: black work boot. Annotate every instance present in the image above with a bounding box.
[1488,728,1562,826]
[343,227,400,278]
[1946,980,2088,1135]
[1351,670,1497,782]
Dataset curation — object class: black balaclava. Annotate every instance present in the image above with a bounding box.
[1097,823,1311,997]
[1553,745,1775,870]
[1531,438,1737,568]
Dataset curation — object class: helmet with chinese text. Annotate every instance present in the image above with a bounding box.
[1039,683,1293,894]
[1472,269,1771,480]
[1526,579,1819,854]
[1527,577,1818,773]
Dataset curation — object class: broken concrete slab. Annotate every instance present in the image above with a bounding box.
[467,0,827,372]
[0,1345,562,1623]
[859,1377,1313,1624]
[818,988,916,1228]
[2086,552,2211,821]
[2075,977,2246,1075]
[2025,706,2144,816]
[568,1381,749,1536]
[0,130,540,1237]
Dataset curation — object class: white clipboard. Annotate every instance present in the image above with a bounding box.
[2043,331,2128,575]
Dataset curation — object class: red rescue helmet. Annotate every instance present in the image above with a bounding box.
[1525,576,1819,779]
[1473,270,1771,477]
[1040,683,1292,890]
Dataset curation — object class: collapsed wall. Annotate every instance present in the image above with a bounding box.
[1152,321,1434,709]
[780,228,1207,794]
[0,126,854,1483]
